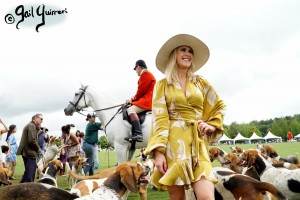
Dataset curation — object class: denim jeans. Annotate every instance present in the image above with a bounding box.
[82,141,95,175]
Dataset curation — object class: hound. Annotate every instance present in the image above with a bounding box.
[0,168,11,187]
[38,160,63,187]
[257,144,299,164]
[223,153,245,173]
[37,136,63,179]
[230,146,245,158]
[70,161,150,200]
[213,167,287,200]
[242,149,300,200]
[0,183,79,200]
[68,157,89,189]
[209,147,228,167]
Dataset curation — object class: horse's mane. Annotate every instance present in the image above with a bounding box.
[82,84,123,105]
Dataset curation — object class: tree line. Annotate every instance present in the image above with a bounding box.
[224,114,300,140]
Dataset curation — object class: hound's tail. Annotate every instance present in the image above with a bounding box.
[68,165,117,180]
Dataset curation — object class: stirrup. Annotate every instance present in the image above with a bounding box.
[124,135,143,142]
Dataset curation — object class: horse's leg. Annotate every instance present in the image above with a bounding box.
[114,143,129,164]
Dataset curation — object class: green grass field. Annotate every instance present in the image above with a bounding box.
[9,142,299,200]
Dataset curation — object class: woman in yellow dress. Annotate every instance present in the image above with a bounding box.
[145,34,226,200]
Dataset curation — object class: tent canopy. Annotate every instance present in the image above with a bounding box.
[219,134,234,141]
[264,131,282,142]
[294,133,300,139]
[218,134,234,144]
[234,132,250,143]
[249,132,265,141]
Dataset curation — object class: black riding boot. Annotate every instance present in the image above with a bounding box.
[124,113,143,142]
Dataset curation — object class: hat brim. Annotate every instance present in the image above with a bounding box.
[155,34,210,73]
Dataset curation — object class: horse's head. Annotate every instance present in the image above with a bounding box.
[64,85,89,116]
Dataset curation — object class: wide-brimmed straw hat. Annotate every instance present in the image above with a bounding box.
[155,34,210,73]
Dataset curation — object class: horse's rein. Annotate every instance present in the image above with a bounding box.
[70,85,129,134]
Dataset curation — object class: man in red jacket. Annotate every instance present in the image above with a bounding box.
[124,60,156,142]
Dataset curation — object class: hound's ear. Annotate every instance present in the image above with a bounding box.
[119,166,137,193]
[244,166,260,181]
[43,162,52,173]
[232,154,239,164]
[247,152,256,168]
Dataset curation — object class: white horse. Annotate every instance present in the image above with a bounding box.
[64,84,152,164]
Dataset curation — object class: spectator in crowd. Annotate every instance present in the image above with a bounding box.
[37,127,49,162]
[5,124,18,180]
[75,130,82,144]
[62,124,80,168]
[1,145,9,168]
[59,128,68,176]
[0,117,9,169]
[17,114,43,183]
[83,114,102,175]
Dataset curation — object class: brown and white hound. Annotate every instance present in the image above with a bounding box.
[37,159,63,187]
[257,144,299,164]
[213,167,287,200]
[241,149,300,200]
[70,161,151,200]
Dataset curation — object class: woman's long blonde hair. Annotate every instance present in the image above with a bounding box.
[164,47,197,84]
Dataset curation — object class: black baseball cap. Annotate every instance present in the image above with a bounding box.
[86,114,96,121]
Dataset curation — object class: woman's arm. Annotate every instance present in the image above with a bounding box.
[0,118,8,135]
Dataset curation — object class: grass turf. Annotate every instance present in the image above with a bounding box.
[8,142,299,200]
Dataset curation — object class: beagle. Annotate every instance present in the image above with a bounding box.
[70,161,151,199]
[242,149,300,200]
[38,160,63,187]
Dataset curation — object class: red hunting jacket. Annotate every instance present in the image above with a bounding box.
[131,70,156,110]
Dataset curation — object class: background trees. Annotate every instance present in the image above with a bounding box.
[224,114,300,140]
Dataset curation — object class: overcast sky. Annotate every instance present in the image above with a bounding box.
[1,0,300,144]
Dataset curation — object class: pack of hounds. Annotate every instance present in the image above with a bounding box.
[0,144,300,200]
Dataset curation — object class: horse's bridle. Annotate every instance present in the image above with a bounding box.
[69,86,89,112]
[69,86,126,128]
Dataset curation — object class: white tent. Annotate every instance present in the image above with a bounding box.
[294,133,300,141]
[264,131,282,142]
[218,134,235,145]
[234,132,250,144]
[249,132,265,143]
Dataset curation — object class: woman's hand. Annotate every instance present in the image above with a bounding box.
[197,120,216,135]
[154,150,167,175]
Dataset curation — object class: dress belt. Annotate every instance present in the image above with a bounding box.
[180,119,211,167]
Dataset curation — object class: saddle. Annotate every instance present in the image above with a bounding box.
[121,104,151,124]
